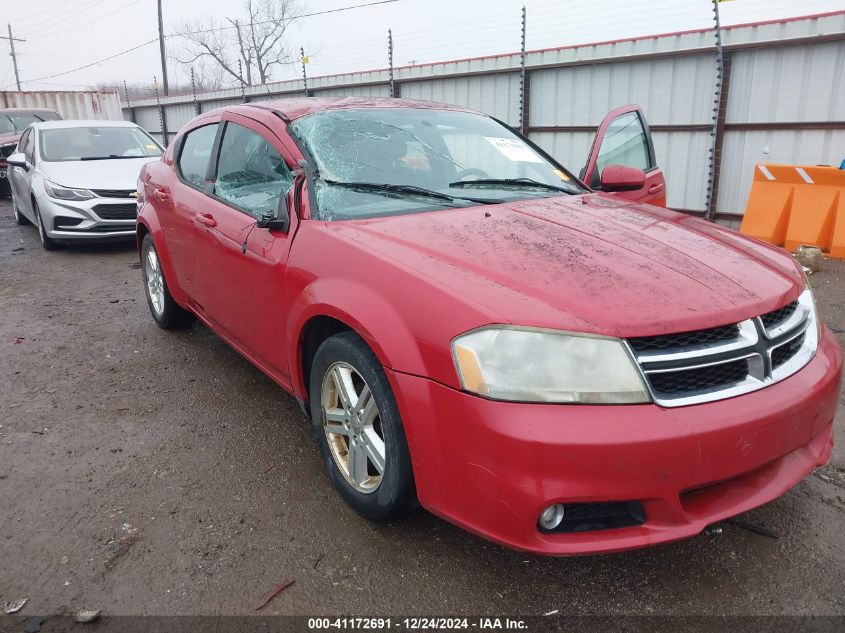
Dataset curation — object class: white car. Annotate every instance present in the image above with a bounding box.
[7,120,163,249]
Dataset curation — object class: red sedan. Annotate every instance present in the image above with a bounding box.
[136,98,841,555]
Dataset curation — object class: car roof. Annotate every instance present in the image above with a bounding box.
[30,119,139,130]
[234,96,479,121]
[0,107,60,115]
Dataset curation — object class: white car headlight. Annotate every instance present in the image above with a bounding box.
[44,181,94,201]
[452,326,651,404]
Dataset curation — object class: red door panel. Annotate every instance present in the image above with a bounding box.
[582,105,666,206]
[154,119,222,302]
[188,113,300,380]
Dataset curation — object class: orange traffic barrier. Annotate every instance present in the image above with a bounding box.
[740,164,845,259]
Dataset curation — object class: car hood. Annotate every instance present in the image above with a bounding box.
[327,194,804,338]
[42,157,160,190]
[0,131,22,147]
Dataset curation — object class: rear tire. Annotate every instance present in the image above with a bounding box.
[34,200,58,250]
[309,331,416,521]
[141,233,195,330]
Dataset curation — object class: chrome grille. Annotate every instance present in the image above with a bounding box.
[91,203,137,220]
[628,324,739,352]
[648,358,749,395]
[91,189,137,199]
[761,300,798,330]
[627,289,818,407]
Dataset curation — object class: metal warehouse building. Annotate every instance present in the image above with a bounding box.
[123,11,845,221]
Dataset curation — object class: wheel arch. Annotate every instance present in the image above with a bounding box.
[289,280,427,409]
[136,214,189,306]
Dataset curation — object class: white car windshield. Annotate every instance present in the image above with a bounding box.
[40,126,163,162]
[290,108,585,220]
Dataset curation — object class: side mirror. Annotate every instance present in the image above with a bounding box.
[6,152,27,169]
[599,165,646,192]
[256,188,290,232]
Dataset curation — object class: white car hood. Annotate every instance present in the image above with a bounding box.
[41,157,160,190]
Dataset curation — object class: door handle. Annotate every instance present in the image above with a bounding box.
[648,183,665,194]
[154,188,170,202]
[195,213,217,228]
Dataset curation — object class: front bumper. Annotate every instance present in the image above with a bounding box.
[391,327,842,555]
[38,194,136,241]
[0,166,9,196]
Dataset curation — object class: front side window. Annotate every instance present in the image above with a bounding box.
[594,112,651,187]
[214,122,293,220]
[290,108,585,221]
[177,123,219,187]
[39,126,163,162]
[22,129,34,163]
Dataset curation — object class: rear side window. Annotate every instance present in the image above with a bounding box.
[214,123,293,219]
[177,123,219,187]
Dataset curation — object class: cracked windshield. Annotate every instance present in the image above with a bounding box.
[290,108,586,220]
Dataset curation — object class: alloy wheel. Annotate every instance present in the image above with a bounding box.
[144,247,165,316]
[321,361,386,493]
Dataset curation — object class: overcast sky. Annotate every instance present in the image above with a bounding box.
[2,0,843,92]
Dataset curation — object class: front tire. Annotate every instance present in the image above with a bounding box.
[309,331,416,521]
[12,196,29,226]
[33,201,58,250]
[141,233,195,330]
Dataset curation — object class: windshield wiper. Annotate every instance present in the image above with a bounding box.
[322,179,501,205]
[79,155,149,161]
[448,177,574,194]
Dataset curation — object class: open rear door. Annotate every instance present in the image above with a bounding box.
[581,105,666,206]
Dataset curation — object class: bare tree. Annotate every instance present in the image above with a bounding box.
[172,0,301,87]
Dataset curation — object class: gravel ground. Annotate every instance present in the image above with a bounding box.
[1,197,844,619]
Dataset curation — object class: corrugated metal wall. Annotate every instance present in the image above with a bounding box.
[121,12,845,217]
[401,73,522,125]
[717,39,845,213]
[1,90,123,120]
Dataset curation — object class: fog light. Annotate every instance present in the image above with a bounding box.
[538,504,565,531]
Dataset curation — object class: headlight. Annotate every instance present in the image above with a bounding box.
[452,326,651,404]
[43,181,94,201]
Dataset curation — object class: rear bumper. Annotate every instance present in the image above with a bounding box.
[392,327,842,555]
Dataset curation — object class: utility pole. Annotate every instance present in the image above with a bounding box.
[387,28,395,98]
[157,0,169,95]
[1,24,25,91]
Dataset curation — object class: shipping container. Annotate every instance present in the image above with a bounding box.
[0,90,123,121]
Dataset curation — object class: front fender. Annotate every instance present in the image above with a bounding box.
[286,276,426,399]
[136,209,190,307]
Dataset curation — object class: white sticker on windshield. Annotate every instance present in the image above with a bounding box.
[484,137,544,163]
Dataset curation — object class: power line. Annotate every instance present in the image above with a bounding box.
[18,0,106,36]
[26,0,145,40]
[5,0,404,89]
[2,37,159,89]
[168,0,402,38]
